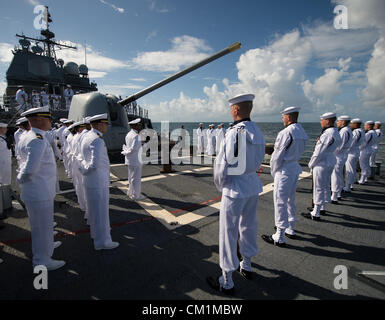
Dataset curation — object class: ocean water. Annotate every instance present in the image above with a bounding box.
[151,122,385,165]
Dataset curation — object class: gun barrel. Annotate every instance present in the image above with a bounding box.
[118,42,241,106]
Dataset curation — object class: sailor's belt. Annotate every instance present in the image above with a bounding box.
[100,120,109,123]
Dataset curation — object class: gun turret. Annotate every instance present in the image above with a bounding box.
[118,42,241,106]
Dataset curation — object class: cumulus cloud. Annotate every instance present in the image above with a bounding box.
[99,0,125,13]
[132,35,212,72]
[360,37,385,108]
[55,41,130,72]
[302,58,351,110]
[97,83,144,97]
[0,43,14,63]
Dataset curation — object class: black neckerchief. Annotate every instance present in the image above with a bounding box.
[233,118,251,126]
[320,125,334,136]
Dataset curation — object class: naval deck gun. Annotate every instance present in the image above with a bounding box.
[68,42,242,153]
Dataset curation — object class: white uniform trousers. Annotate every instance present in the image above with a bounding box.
[313,165,334,207]
[219,195,258,272]
[197,136,204,154]
[273,171,299,234]
[359,151,371,182]
[127,165,142,199]
[72,164,86,211]
[331,154,347,195]
[85,187,112,248]
[369,149,378,167]
[345,154,359,189]
[25,199,54,266]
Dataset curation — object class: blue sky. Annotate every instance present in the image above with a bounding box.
[1,0,384,122]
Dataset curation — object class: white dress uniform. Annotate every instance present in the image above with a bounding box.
[79,122,117,250]
[40,91,49,106]
[196,126,205,154]
[64,88,74,110]
[122,119,144,200]
[215,127,226,155]
[15,88,28,112]
[31,93,41,108]
[71,124,87,212]
[16,113,59,268]
[0,129,12,186]
[213,94,265,291]
[206,127,216,156]
[308,113,342,217]
[77,125,91,220]
[370,124,383,167]
[331,118,353,201]
[14,127,26,165]
[344,122,365,191]
[359,124,377,184]
[270,111,308,242]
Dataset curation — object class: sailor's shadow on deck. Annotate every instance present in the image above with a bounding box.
[245,263,374,300]
[324,211,385,231]
[286,232,385,267]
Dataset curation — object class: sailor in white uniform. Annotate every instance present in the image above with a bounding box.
[17,107,65,271]
[344,119,365,192]
[358,121,377,184]
[60,120,75,177]
[15,85,28,112]
[70,120,87,212]
[31,90,41,108]
[262,107,308,246]
[226,123,234,134]
[215,124,226,155]
[14,117,31,167]
[0,122,12,187]
[79,113,119,250]
[122,118,146,201]
[196,123,205,155]
[207,94,265,295]
[370,121,383,167]
[331,115,352,203]
[40,88,50,107]
[303,112,341,221]
[64,85,74,111]
[206,124,216,156]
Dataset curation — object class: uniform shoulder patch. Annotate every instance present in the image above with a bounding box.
[35,133,43,140]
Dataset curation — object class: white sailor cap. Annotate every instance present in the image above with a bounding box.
[59,118,68,123]
[89,113,108,123]
[320,112,337,120]
[199,123,203,125]
[337,115,351,121]
[63,119,74,124]
[128,118,141,125]
[16,117,28,125]
[66,85,71,88]
[375,121,382,125]
[281,106,301,115]
[365,120,374,125]
[84,117,92,124]
[229,123,233,126]
[21,106,51,118]
[228,93,255,106]
[68,123,76,130]
[0,122,8,128]
[351,118,362,124]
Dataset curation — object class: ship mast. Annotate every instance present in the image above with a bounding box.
[15,6,77,62]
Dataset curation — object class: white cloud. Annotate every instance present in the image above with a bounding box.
[0,43,14,63]
[97,83,144,97]
[148,0,170,13]
[130,78,146,82]
[0,81,7,98]
[99,0,125,13]
[88,70,107,79]
[55,41,130,72]
[132,35,212,72]
[360,36,385,108]
[145,30,158,43]
[27,0,40,6]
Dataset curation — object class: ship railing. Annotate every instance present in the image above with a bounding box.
[124,104,149,119]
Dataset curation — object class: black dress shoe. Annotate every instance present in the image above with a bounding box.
[206,276,235,296]
[237,267,253,280]
[301,212,321,221]
[307,207,314,212]
[261,235,286,247]
[320,210,326,216]
[331,201,339,205]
